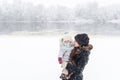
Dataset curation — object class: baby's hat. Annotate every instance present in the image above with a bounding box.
[63,35,73,42]
[60,35,73,47]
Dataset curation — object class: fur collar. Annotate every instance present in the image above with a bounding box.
[80,44,93,51]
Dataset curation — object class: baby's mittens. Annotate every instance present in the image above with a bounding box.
[58,57,62,64]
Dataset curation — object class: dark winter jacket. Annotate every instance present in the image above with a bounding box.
[65,44,93,80]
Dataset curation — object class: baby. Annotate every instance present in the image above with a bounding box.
[58,35,74,79]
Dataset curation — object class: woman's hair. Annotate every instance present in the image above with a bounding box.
[69,33,92,65]
[69,47,80,65]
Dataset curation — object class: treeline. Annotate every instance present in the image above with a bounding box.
[0,1,120,23]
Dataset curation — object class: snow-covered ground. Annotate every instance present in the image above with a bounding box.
[0,34,120,80]
[108,19,120,23]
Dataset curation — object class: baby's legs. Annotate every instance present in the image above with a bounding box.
[60,61,70,79]
[61,61,68,75]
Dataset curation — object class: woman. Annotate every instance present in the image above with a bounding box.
[62,33,93,80]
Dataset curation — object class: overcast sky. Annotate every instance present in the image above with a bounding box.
[1,0,120,7]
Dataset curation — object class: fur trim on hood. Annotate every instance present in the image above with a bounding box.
[69,44,93,60]
[81,44,93,51]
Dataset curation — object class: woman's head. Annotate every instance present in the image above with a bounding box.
[74,33,89,47]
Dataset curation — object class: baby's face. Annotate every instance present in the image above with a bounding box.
[63,40,72,47]
[64,40,71,44]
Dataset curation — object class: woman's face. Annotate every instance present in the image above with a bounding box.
[74,40,80,47]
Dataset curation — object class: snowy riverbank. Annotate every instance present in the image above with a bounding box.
[0,35,120,80]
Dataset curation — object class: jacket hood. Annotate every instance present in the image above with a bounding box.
[81,44,93,51]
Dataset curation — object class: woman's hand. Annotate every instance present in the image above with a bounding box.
[66,62,76,73]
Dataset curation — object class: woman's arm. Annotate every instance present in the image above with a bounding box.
[66,51,90,74]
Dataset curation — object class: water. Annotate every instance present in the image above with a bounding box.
[0,22,120,35]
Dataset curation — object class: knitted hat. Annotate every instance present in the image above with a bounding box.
[60,35,73,47]
[62,35,73,42]
[75,33,89,46]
